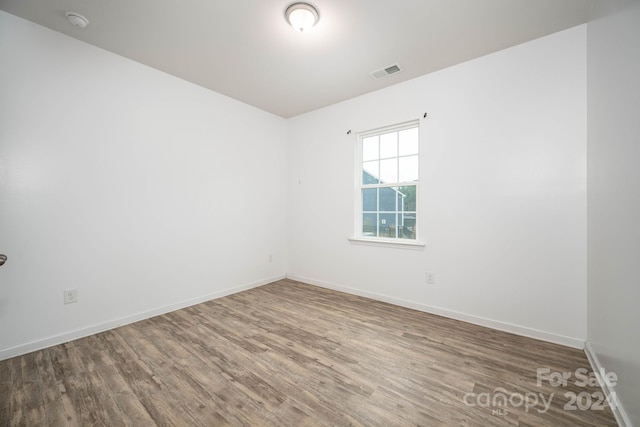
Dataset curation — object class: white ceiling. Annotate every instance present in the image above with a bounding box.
[0,0,594,118]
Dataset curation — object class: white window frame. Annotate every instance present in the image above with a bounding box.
[350,120,425,249]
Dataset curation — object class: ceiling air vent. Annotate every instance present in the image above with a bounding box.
[369,63,403,80]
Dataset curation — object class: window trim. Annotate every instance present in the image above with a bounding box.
[351,119,425,248]
[348,236,425,249]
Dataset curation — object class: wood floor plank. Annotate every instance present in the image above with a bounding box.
[35,349,69,426]
[125,315,254,426]
[0,279,617,426]
[104,325,201,426]
[0,356,12,423]
[47,347,80,427]
[49,341,113,426]
[89,333,156,425]
[9,357,26,426]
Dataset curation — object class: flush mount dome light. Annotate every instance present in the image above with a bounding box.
[285,2,319,32]
[66,12,89,29]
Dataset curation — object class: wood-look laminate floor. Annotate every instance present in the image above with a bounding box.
[1,279,617,426]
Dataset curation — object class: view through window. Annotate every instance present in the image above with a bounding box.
[358,121,419,240]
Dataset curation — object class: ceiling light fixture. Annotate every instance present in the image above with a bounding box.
[66,12,89,29]
[285,3,319,33]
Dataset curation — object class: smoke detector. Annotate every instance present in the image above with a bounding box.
[66,12,89,29]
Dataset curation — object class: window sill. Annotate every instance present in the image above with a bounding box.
[348,237,426,250]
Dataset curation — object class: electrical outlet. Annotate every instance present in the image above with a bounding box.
[64,289,78,304]
[426,272,435,285]
[268,254,273,263]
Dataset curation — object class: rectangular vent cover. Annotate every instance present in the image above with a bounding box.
[369,63,403,80]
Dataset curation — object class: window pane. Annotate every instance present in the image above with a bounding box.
[398,185,416,211]
[362,188,377,211]
[399,128,419,156]
[379,187,396,211]
[362,136,379,161]
[362,161,379,184]
[379,158,397,183]
[398,155,419,182]
[362,213,377,236]
[380,213,397,238]
[380,132,397,158]
[398,212,416,239]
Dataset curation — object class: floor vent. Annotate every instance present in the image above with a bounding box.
[369,63,403,80]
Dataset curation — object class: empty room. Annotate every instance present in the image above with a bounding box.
[1,0,638,426]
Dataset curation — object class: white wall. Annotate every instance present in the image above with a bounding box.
[287,26,587,347]
[0,11,287,358]
[587,0,640,425]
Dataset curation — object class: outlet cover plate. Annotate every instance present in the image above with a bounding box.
[64,289,78,304]
[426,272,435,285]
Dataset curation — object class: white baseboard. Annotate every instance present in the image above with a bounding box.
[0,274,285,361]
[584,341,631,427]
[286,274,585,349]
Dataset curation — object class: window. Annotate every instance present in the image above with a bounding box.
[356,121,419,242]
